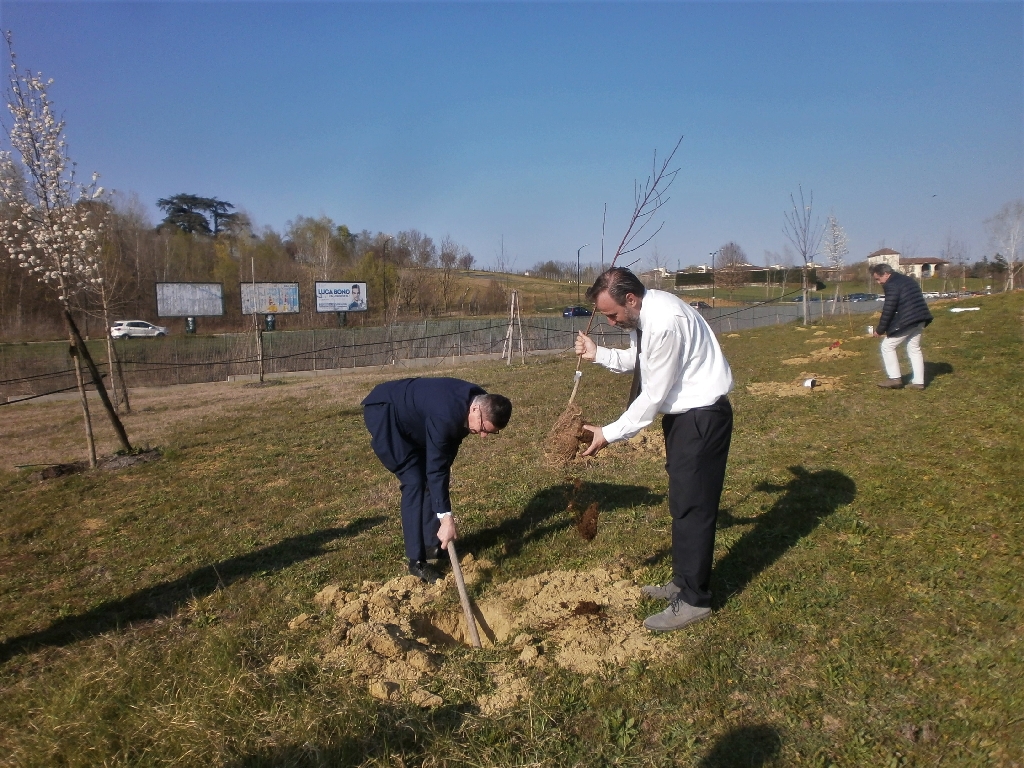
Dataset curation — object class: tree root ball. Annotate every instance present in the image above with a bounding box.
[544,404,591,467]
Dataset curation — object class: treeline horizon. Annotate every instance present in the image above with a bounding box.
[0,192,521,342]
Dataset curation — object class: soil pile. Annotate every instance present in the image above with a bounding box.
[30,449,162,481]
[285,559,668,712]
[746,374,845,398]
[783,343,861,366]
[616,429,666,457]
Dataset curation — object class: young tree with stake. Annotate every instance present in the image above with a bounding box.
[0,33,132,464]
[986,200,1023,292]
[822,214,848,313]
[783,186,824,326]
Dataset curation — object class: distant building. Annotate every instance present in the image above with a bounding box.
[866,248,948,279]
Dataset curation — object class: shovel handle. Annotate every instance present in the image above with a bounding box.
[446,541,482,648]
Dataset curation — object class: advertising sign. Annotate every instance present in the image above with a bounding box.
[240,282,300,314]
[156,283,224,317]
[315,281,368,312]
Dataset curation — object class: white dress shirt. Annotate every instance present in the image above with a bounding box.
[593,289,733,443]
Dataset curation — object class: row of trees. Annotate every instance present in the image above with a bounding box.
[527,260,603,285]
[0,197,509,340]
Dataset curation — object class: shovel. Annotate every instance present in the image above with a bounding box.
[446,541,482,648]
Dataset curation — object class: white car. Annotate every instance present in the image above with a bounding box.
[110,320,168,339]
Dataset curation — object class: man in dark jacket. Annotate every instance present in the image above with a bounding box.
[362,377,512,582]
[870,264,933,390]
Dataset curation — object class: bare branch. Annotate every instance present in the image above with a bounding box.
[609,134,683,268]
[782,185,824,265]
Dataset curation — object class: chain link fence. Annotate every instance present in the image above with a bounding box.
[2,299,883,403]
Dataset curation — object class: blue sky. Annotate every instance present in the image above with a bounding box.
[2,1,1021,270]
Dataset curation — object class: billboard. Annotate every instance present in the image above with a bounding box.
[156,283,224,317]
[240,282,300,314]
[315,281,368,313]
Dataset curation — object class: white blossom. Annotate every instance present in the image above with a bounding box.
[0,33,106,307]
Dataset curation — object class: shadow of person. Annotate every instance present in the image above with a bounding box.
[698,724,782,768]
[711,466,855,609]
[222,701,473,768]
[459,481,664,563]
[924,361,953,385]
[0,516,386,665]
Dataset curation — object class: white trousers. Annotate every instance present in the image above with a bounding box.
[881,323,925,384]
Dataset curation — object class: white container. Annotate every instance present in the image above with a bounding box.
[866,326,874,336]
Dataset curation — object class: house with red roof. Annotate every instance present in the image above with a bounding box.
[866,248,948,279]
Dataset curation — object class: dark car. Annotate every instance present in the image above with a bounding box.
[563,305,593,318]
[689,301,711,310]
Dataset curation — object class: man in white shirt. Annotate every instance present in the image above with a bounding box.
[575,268,733,632]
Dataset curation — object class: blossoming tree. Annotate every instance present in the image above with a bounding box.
[822,214,849,312]
[0,34,131,465]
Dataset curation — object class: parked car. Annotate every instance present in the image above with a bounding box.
[110,320,168,339]
[689,301,711,310]
[562,305,593,318]
[846,292,870,302]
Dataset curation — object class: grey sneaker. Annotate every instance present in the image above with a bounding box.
[643,599,711,633]
[877,378,904,389]
[640,581,681,600]
[907,383,926,390]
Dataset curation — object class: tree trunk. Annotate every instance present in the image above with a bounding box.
[256,325,265,383]
[110,335,131,413]
[802,268,809,326]
[102,308,121,412]
[69,337,97,468]
[63,309,133,453]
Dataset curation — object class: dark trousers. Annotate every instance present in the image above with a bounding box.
[363,404,440,562]
[661,396,733,608]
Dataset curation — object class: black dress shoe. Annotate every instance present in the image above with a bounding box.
[408,560,442,584]
[425,545,441,562]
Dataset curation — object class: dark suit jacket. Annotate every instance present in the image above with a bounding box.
[876,271,933,336]
[362,378,485,516]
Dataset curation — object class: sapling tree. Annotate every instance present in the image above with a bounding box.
[986,200,1023,291]
[822,214,848,312]
[0,33,132,464]
[783,186,824,325]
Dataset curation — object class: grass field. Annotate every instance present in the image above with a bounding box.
[1,293,1021,767]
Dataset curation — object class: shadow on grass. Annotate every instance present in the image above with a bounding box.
[461,481,664,563]
[698,724,782,767]
[222,702,471,768]
[712,466,855,609]
[0,516,386,665]
[925,361,953,385]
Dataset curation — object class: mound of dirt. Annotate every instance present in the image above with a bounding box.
[286,559,666,712]
[30,449,162,481]
[783,344,861,365]
[544,403,590,466]
[613,429,666,457]
[746,373,844,397]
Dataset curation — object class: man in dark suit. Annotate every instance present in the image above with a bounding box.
[362,377,512,582]
[871,263,934,390]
